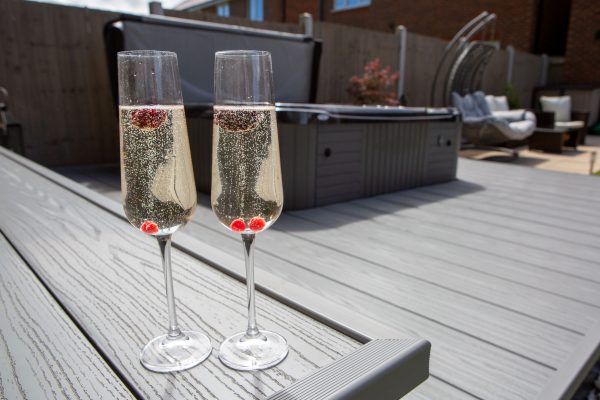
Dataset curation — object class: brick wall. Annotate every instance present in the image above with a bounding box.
[323,0,538,51]
[283,0,319,22]
[196,0,287,22]
[264,0,284,21]
[229,0,247,17]
[200,0,542,52]
[562,0,600,83]
[202,0,246,17]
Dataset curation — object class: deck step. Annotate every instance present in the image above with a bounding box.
[267,338,430,400]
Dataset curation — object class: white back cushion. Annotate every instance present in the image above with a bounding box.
[485,95,509,112]
[540,96,571,122]
[494,96,509,111]
[485,95,496,112]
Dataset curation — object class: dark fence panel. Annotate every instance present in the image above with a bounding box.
[0,0,119,166]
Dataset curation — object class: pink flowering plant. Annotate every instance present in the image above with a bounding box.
[348,58,401,106]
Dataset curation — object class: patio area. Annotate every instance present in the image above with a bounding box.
[462,135,600,175]
[54,154,600,400]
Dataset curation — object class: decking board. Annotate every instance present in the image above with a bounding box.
[391,188,600,249]
[51,157,600,400]
[321,198,600,281]
[416,184,600,236]
[0,151,361,400]
[178,217,553,399]
[0,234,134,400]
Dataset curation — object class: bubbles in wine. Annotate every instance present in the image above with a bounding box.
[120,105,196,236]
[211,106,283,233]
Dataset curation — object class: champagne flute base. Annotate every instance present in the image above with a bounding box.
[219,330,288,371]
[140,331,212,373]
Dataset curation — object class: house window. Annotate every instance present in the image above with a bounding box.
[249,0,263,21]
[334,0,371,11]
[217,3,230,17]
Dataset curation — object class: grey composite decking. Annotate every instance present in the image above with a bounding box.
[53,156,600,400]
[0,150,365,400]
[0,234,134,400]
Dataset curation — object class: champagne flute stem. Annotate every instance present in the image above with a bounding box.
[242,233,260,337]
[157,235,182,339]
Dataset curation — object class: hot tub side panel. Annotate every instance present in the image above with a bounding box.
[314,121,460,207]
[187,117,318,210]
[278,123,318,210]
[187,116,460,210]
[423,122,461,186]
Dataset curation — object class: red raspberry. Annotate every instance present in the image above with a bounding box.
[140,220,159,235]
[249,217,266,232]
[230,218,246,232]
[131,109,167,130]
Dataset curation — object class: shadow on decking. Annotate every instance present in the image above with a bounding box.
[54,163,485,231]
[280,179,485,231]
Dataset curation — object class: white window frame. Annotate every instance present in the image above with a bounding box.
[333,0,371,12]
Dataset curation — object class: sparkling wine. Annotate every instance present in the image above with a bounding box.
[120,105,196,236]
[211,105,283,233]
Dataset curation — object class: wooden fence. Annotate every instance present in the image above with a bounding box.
[0,0,119,166]
[0,1,544,166]
[482,49,543,108]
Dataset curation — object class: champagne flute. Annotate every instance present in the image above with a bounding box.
[211,50,288,370]
[118,50,211,372]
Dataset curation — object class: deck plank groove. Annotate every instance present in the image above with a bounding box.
[51,157,600,400]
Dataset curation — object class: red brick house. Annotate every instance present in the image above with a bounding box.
[173,0,599,83]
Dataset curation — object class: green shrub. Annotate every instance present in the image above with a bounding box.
[505,84,521,109]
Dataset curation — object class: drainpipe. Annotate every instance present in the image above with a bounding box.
[299,13,314,38]
[539,53,549,87]
[395,25,407,105]
[149,1,164,15]
[506,45,514,85]
[318,0,325,21]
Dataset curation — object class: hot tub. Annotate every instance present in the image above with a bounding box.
[188,104,460,210]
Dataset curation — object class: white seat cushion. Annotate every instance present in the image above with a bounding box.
[555,120,585,129]
[540,96,571,122]
[490,119,536,141]
[492,110,533,122]
[485,95,509,112]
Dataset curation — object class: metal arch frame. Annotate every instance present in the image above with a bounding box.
[446,41,499,102]
[429,11,488,104]
[430,12,497,106]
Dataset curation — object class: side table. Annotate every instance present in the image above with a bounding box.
[528,126,578,154]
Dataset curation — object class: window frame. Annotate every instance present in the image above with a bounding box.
[216,2,230,17]
[332,0,371,12]
[248,0,264,21]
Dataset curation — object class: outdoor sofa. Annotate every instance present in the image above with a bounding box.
[452,91,536,154]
